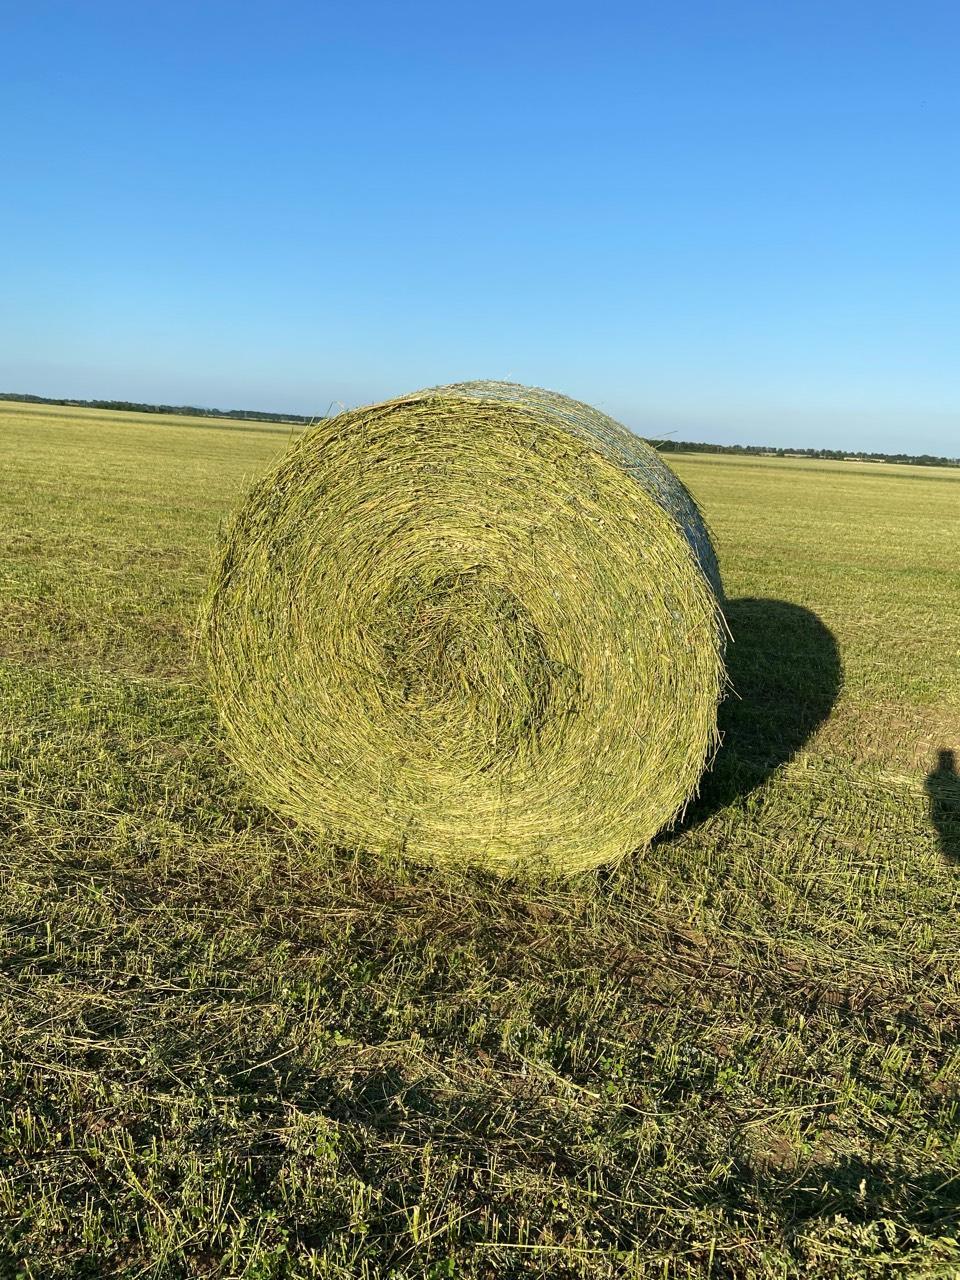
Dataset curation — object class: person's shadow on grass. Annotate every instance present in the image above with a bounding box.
[665,597,843,836]
[925,749,960,864]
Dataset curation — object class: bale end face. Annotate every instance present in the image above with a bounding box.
[203,384,725,874]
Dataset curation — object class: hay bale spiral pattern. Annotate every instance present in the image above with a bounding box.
[203,381,725,874]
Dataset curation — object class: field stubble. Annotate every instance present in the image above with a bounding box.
[1,401,959,1277]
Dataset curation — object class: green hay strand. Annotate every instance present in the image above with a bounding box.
[202,382,726,874]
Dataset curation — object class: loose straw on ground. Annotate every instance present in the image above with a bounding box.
[202,381,726,874]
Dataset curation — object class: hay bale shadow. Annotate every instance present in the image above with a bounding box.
[666,597,842,835]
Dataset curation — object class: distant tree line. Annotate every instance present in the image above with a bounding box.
[652,438,960,469]
[0,391,317,425]
[4,391,957,467]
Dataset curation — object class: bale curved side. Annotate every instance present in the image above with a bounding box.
[202,384,725,874]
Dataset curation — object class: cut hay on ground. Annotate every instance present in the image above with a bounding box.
[202,381,726,874]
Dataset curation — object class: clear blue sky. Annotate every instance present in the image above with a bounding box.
[3,1,959,454]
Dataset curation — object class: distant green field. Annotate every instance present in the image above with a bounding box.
[2,399,959,1278]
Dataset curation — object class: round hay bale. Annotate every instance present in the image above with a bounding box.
[202,381,726,874]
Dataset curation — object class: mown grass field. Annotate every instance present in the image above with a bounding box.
[1,399,959,1279]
